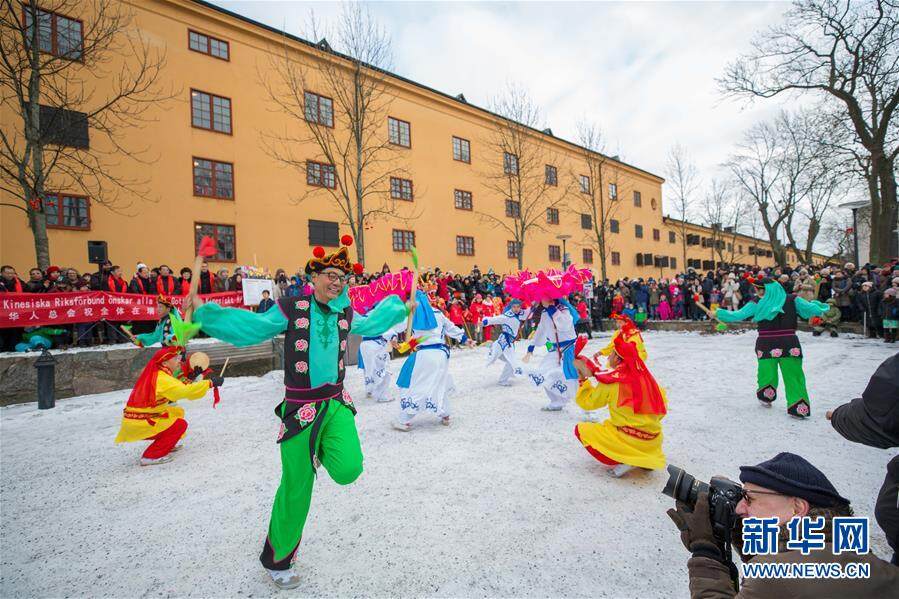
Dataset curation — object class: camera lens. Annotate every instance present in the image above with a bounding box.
[663,464,709,507]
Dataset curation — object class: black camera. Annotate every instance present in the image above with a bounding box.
[662,464,743,558]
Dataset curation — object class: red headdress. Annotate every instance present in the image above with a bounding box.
[612,313,641,338]
[596,335,666,416]
[306,234,364,275]
[126,346,183,409]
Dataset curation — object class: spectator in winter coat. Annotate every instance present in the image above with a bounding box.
[215,269,230,292]
[178,268,192,295]
[828,354,899,565]
[795,270,816,301]
[89,260,113,291]
[155,265,178,296]
[634,282,649,314]
[196,262,216,294]
[668,452,899,598]
[129,264,155,295]
[656,294,673,320]
[880,289,899,343]
[854,281,882,338]
[816,268,832,302]
[831,272,853,320]
[256,290,275,313]
[721,274,741,311]
[811,299,841,337]
[611,291,625,315]
[24,268,50,293]
[648,282,661,319]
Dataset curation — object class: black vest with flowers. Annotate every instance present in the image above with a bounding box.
[275,295,355,445]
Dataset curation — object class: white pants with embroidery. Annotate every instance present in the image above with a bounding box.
[397,349,455,423]
[526,350,576,408]
[359,339,393,402]
[486,341,523,384]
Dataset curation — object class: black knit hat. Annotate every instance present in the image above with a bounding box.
[740,452,850,508]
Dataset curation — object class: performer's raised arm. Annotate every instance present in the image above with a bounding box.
[714,299,757,323]
[794,296,829,320]
[194,297,288,346]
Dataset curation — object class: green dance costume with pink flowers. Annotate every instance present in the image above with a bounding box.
[195,288,406,570]
[716,281,828,418]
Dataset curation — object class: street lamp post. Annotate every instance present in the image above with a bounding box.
[557,234,571,269]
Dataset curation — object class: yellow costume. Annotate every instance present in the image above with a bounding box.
[575,379,667,469]
[599,314,647,361]
[115,371,211,442]
[574,330,667,470]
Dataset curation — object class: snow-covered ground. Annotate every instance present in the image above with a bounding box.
[1,331,895,598]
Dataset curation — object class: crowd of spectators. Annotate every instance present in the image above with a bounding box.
[1,257,898,352]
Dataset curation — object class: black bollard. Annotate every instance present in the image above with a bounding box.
[35,348,57,409]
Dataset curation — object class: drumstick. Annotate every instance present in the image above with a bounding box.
[220,357,230,377]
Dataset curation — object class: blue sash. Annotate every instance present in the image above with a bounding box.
[396,343,449,388]
[357,336,386,370]
[498,331,515,351]
[550,338,578,380]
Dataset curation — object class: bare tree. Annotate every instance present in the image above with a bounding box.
[700,178,748,266]
[569,121,630,280]
[665,143,700,270]
[0,0,172,268]
[259,3,411,266]
[476,84,568,270]
[720,0,899,263]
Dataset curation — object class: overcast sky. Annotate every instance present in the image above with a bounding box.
[211,0,797,216]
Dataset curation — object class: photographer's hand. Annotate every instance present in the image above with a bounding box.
[666,491,724,562]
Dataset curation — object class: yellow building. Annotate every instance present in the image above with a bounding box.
[0,0,820,281]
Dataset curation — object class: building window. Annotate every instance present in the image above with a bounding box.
[611,251,621,266]
[24,6,83,59]
[581,213,592,230]
[579,175,591,194]
[582,248,593,264]
[188,30,230,60]
[608,183,618,200]
[308,220,339,247]
[505,199,521,218]
[651,198,658,210]
[38,105,88,148]
[43,193,90,230]
[456,235,475,256]
[388,117,411,147]
[507,240,520,259]
[390,177,413,201]
[635,224,643,238]
[191,89,231,134]
[653,228,660,241]
[546,207,559,225]
[192,158,234,199]
[392,229,415,251]
[304,92,334,127]
[306,161,336,188]
[504,152,519,175]
[452,136,470,163]
[454,189,472,210]
[669,231,676,244]
[545,164,557,186]
[633,191,642,207]
[670,257,677,269]
[195,223,236,261]
[548,245,561,262]
[739,244,743,253]
[610,219,619,233]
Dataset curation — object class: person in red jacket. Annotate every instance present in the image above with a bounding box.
[155,265,177,296]
[197,262,216,295]
[448,299,465,327]
[467,294,485,342]
[178,267,192,295]
[105,266,129,293]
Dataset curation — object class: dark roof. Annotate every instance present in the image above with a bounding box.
[662,216,828,257]
[191,0,664,182]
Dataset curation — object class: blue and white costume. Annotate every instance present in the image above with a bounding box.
[357,319,405,402]
[483,304,529,386]
[526,300,579,410]
[395,291,467,427]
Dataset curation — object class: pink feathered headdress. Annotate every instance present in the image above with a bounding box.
[504,265,592,302]
[349,270,414,314]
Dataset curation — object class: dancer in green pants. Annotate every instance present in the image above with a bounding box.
[190,237,407,589]
[715,277,827,419]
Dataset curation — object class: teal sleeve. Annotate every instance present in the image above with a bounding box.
[716,301,757,323]
[795,297,829,319]
[135,321,163,346]
[195,302,287,346]
[351,295,409,337]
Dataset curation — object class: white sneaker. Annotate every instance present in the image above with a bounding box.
[392,421,412,432]
[440,416,451,426]
[265,567,301,590]
[609,464,635,478]
[140,455,174,466]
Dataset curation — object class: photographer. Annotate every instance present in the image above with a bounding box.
[828,354,899,566]
[667,452,898,597]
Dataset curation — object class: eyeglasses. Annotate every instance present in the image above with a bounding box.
[320,272,349,283]
[741,488,788,506]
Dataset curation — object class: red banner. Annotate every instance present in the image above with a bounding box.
[0,292,246,328]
